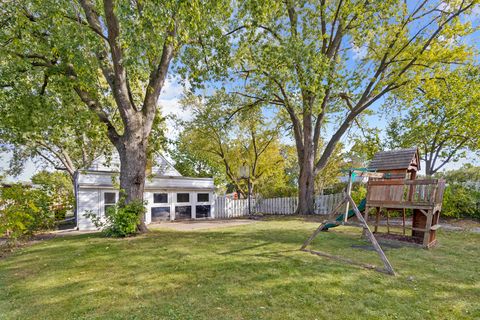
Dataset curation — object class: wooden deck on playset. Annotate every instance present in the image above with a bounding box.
[364,178,446,248]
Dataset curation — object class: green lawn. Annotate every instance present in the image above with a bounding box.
[0,218,479,320]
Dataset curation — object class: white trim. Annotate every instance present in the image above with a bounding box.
[101,190,118,217]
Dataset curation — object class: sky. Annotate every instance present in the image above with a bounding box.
[1,2,480,182]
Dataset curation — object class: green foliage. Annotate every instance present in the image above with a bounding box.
[346,129,384,168]
[436,164,480,184]
[86,201,145,237]
[442,184,480,219]
[435,165,480,218]
[386,66,480,175]
[194,0,479,199]
[351,185,367,205]
[174,91,297,197]
[0,184,55,243]
[31,171,74,220]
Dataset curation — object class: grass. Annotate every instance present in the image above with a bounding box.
[0,217,479,320]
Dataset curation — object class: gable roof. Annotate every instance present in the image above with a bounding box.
[368,148,420,171]
[88,153,181,177]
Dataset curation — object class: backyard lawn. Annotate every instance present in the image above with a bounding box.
[0,218,479,320]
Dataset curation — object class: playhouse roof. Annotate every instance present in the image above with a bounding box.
[368,147,420,172]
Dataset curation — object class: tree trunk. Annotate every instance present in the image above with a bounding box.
[297,162,315,214]
[117,126,149,233]
[297,127,315,214]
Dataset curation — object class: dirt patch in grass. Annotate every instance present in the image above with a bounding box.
[148,219,259,231]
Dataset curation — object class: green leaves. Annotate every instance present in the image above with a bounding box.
[386,65,480,175]
[173,90,296,197]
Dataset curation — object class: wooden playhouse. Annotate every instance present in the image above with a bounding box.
[365,148,446,248]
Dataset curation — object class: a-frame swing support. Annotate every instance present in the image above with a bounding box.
[300,171,396,276]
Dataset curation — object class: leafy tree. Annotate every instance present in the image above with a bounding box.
[31,171,74,220]
[346,129,383,168]
[173,91,296,197]
[0,79,110,181]
[1,0,230,231]
[206,0,478,213]
[386,66,480,175]
[433,165,480,218]
[0,184,55,244]
[436,164,480,184]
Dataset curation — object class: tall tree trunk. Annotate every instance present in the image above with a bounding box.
[297,100,315,215]
[297,162,315,214]
[116,124,149,232]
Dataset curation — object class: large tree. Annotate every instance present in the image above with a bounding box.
[0,78,110,181]
[0,0,229,231]
[173,92,296,197]
[209,0,478,214]
[386,65,480,175]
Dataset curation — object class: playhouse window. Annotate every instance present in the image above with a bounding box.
[196,205,210,218]
[175,206,191,219]
[177,193,190,203]
[151,206,170,222]
[197,193,209,202]
[104,192,117,216]
[153,193,168,203]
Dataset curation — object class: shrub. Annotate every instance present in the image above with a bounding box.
[442,184,480,219]
[85,200,146,237]
[351,185,367,205]
[0,184,55,244]
[31,171,74,221]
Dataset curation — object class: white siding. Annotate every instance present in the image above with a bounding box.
[77,189,100,231]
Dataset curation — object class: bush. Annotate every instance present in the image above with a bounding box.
[0,184,55,244]
[86,200,146,237]
[31,171,74,221]
[442,184,480,219]
[351,185,367,205]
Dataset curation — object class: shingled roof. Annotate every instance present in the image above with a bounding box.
[368,148,420,171]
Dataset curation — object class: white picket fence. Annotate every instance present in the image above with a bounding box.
[214,193,343,219]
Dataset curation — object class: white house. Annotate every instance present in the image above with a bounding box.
[74,154,215,230]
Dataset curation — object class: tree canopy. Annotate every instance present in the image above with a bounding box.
[173,91,297,197]
[386,65,480,175]
[0,0,231,231]
[189,0,479,213]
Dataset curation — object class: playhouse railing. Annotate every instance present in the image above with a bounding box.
[366,179,446,208]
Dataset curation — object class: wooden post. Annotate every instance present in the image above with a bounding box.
[300,194,396,276]
[423,210,433,248]
[374,207,380,233]
[402,208,406,235]
[386,209,390,234]
[300,198,347,250]
[344,170,353,223]
[347,195,396,276]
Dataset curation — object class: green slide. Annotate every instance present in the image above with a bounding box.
[321,198,367,231]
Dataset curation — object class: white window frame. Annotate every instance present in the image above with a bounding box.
[150,192,172,222]
[173,192,194,219]
[195,192,212,219]
[101,190,118,217]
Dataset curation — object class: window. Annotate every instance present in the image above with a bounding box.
[196,205,210,218]
[104,192,116,216]
[197,193,209,202]
[153,193,168,203]
[177,193,190,203]
[175,206,191,219]
[151,207,170,222]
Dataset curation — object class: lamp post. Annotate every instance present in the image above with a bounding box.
[238,164,251,216]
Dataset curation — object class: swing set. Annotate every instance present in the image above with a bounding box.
[301,148,446,276]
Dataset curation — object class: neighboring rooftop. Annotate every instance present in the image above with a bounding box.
[368,148,420,172]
